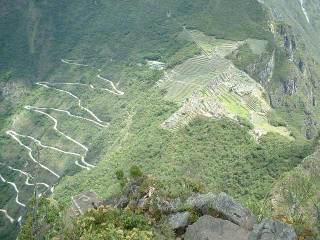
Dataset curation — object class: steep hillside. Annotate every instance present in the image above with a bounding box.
[265,140,320,236]
[0,0,319,239]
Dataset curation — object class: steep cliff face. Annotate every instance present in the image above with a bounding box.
[228,0,320,139]
[258,0,320,59]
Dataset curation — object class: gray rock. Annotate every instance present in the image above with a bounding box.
[212,192,258,230]
[156,197,171,212]
[185,193,216,215]
[168,212,190,230]
[122,177,145,196]
[249,219,297,240]
[101,195,117,207]
[116,196,129,208]
[169,198,182,212]
[184,215,250,240]
[137,198,148,211]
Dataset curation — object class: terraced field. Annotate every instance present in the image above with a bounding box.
[0,59,124,226]
[159,29,291,138]
[160,54,222,102]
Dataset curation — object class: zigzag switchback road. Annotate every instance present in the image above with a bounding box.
[3,58,124,230]
[0,163,49,188]
[0,209,14,223]
[23,106,94,169]
[0,173,25,207]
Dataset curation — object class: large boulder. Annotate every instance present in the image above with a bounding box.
[185,193,216,215]
[168,211,190,230]
[249,219,297,240]
[184,215,250,240]
[212,192,258,230]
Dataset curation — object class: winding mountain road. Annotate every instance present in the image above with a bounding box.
[61,59,124,95]
[4,58,124,225]
[0,163,49,187]
[6,130,60,178]
[0,209,14,223]
[23,106,94,169]
[36,82,111,124]
[0,173,26,207]
[299,0,310,24]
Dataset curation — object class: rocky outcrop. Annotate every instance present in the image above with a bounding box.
[279,25,296,61]
[70,191,103,216]
[212,192,258,231]
[168,212,191,230]
[258,51,275,85]
[90,176,300,239]
[250,219,297,240]
[184,215,250,240]
[185,193,215,215]
[184,216,297,240]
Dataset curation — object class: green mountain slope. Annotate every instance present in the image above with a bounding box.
[1,0,320,239]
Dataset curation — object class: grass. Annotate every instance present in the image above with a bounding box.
[251,113,293,139]
[218,94,249,119]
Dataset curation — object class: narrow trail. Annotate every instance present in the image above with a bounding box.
[0,173,26,207]
[0,209,14,223]
[174,20,211,59]
[0,163,49,188]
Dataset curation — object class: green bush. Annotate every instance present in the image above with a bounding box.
[230,44,258,70]
[71,207,153,240]
[129,165,144,180]
[237,116,254,130]
[267,111,287,127]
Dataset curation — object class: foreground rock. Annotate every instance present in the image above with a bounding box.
[185,215,250,240]
[168,212,190,230]
[212,192,258,231]
[185,193,215,215]
[76,178,299,239]
[250,219,297,240]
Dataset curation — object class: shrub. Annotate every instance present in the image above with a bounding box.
[70,207,153,239]
[237,116,254,130]
[129,165,144,179]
